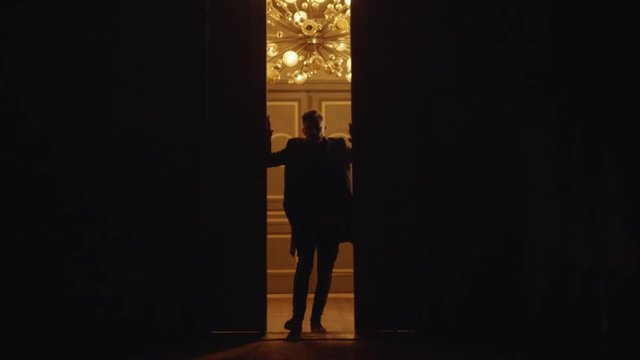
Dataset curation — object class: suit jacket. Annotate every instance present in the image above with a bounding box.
[267,137,353,255]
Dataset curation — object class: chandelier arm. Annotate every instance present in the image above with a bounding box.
[337,4,351,15]
[302,47,313,79]
[321,33,350,40]
[321,23,348,38]
[297,47,308,72]
[293,43,309,59]
[268,46,291,62]
[313,43,321,61]
[274,15,303,35]
[305,47,312,66]
[318,14,332,31]
[284,1,307,34]
[315,46,329,63]
[267,39,305,46]
[323,46,351,60]
[268,42,306,64]
[269,4,303,35]
[266,40,301,62]
[274,1,289,12]
[314,2,324,19]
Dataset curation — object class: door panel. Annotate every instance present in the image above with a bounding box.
[266,99,303,293]
[204,0,266,331]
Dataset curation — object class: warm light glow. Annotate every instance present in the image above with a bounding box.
[293,70,308,84]
[267,63,279,82]
[293,11,308,23]
[301,19,319,36]
[345,0,351,6]
[282,51,299,67]
[335,17,350,31]
[266,0,351,84]
[267,43,279,57]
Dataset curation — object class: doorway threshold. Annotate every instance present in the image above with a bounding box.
[262,331,360,340]
[267,293,355,333]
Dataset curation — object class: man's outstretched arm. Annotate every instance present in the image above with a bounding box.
[266,115,287,167]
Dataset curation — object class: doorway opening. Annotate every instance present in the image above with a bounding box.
[265,0,354,335]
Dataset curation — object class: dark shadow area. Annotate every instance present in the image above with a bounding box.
[351,0,639,350]
[142,334,264,360]
[5,1,264,357]
[135,334,637,360]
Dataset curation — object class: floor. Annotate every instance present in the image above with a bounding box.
[141,336,626,360]
[188,340,512,360]
[267,293,355,334]
[106,294,637,359]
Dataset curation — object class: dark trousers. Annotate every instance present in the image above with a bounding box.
[291,224,340,323]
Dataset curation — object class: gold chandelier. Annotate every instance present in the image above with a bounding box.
[266,0,352,84]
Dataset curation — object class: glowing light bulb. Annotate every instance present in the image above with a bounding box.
[335,17,350,30]
[267,43,279,57]
[345,0,351,6]
[293,71,308,84]
[267,63,279,81]
[293,11,308,23]
[282,51,299,67]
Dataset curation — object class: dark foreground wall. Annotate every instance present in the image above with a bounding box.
[352,0,638,346]
[5,1,265,356]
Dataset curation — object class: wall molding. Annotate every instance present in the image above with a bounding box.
[268,82,351,92]
[267,218,289,225]
[268,268,354,294]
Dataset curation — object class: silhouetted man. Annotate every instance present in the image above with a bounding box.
[266,109,352,334]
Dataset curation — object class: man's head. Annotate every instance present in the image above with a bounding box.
[301,109,325,143]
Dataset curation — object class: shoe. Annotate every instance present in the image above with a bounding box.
[310,321,327,333]
[284,318,302,333]
[286,331,301,340]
